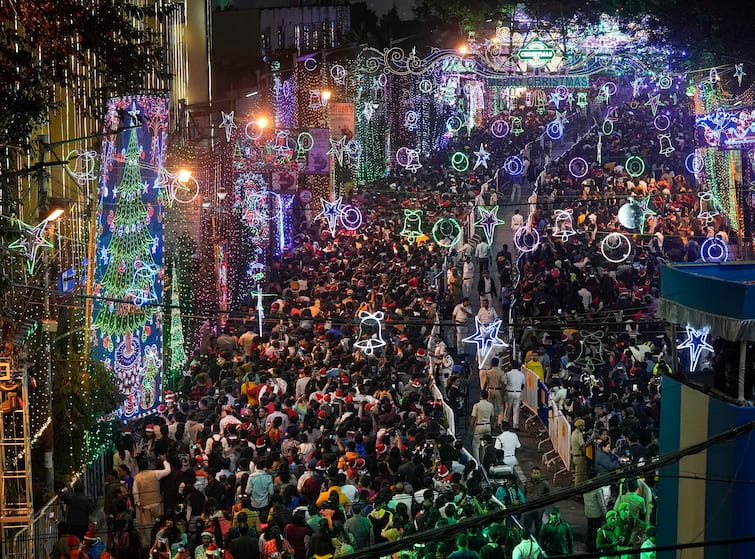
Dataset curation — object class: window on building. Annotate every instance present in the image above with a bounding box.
[278,26,285,49]
[294,24,301,51]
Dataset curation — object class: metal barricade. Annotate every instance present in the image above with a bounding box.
[431,382,456,438]
[543,401,571,482]
[12,451,109,559]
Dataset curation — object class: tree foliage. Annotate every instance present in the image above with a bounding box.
[0,0,167,149]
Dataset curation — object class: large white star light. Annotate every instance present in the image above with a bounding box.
[473,143,491,170]
[220,111,237,142]
[677,325,714,372]
[8,218,53,274]
[316,196,345,236]
[464,317,508,367]
[475,205,505,244]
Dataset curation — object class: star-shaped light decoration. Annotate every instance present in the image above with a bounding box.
[677,325,714,372]
[555,110,569,126]
[8,218,53,274]
[644,93,664,117]
[328,136,348,166]
[735,64,746,87]
[219,111,237,142]
[474,205,505,244]
[632,196,656,234]
[315,196,345,236]
[473,144,491,170]
[548,91,562,108]
[463,317,508,367]
[566,91,575,110]
[127,101,141,124]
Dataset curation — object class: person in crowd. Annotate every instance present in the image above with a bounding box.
[470,390,495,463]
[539,507,574,556]
[493,422,521,466]
[503,361,525,430]
[583,469,608,552]
[521,466,549,538]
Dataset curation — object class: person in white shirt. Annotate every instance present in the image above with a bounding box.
[510,209,524,233]
[504,361,526,429]
[219,406,242,434]
[452,298,474,352]
[475,240,491,273]
[494,422,521,466]
[477,298,499,325]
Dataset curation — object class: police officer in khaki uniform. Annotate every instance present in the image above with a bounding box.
[480,358,506,429]
[470,389,495,463]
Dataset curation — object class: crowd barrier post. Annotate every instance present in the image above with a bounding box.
[431,382,456,439]
[543,401,571,482]
[520,366,540,428]
[12,451,108,559]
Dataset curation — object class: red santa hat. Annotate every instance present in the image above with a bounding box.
[83,524,98,541]
[255,437,267,449]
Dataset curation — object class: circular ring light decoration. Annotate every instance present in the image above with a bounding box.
[446,115,463,133]
[685,153,705,174]
[303,57,318,72]
[700,237,729,262]
[297,131,314,152]
[514,226,540,253]
[601,119,614,136]
[450,151,470,172]
[657,74,673,90]
[395,146,412,167]
[431,217,463,248]
[654,114,671,131]
[625,156,646,178]
[601,81,617,97]
[629,101,640,109]
[504,155,524,176]
[617,202,642,230]
[569,157,589,179]
[340,205,363,231]
[491,119,510,138]
[346,139,363,159]
[330,64,347,82]
[244,121,265,141]
[546,121,564,140]
[377,73,388,87]
[65,149,98,183]
[555,85,569,100]
[600,232,633,264]
[419,79,433,93]
[404,110,420,130]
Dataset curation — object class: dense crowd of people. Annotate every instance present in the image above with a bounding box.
[50,72,731,559]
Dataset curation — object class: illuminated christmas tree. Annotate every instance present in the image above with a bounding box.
[167,263,187,390]
[93,128,158,335]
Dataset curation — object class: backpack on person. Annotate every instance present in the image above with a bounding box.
[209,434,225,467]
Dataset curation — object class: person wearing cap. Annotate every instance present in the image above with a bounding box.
[470,390,495,463]
[571,418,592,487]
[615,501,646,554]
[503,360,525,430]
[596,509,621,557]
[539,506,573,556]
[479,358,506,428]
